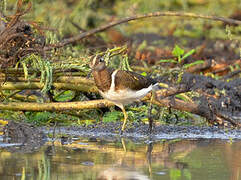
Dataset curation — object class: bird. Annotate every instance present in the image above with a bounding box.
[90,55,158,134]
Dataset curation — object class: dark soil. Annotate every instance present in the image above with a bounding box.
[2,121,46,153]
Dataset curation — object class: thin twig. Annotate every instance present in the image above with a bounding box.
[222,70,241,80]
[215,112,241,128]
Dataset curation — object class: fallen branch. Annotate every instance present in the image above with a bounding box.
[186,59,213,73]
[0,92,203,119]
[0,99,113,111]
[44,11,241,50]
[0,81,97,92]
[222,70,241,80]
[1,89,240,127]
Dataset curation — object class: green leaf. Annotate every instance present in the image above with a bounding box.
[84,120,93,126]
[141,72,147,76]
[177,71,184,83]
[54,90,75,101]
[103,111,122,123]
[181,49,196,61]
[137,40,147,51]
[183,169,192,180]
[175,94,190,102]
[172,45,184,57]
[25,112,52,125]
[22,62,28,80]
[170,169,181,180]
[159,59,178,63]
[183,60,204,69]
[122,55,132,71]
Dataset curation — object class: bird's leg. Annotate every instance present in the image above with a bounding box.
[121,138,127,152]
[119,104,128,135]
[146,142,153,178]
[121,107,128,134]
[147,103,153,134]
[148,90,157,134]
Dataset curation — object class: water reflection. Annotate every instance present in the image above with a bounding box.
[0,137,240,180]
[97,168,149,180]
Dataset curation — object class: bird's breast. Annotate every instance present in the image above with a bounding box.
[92,69,112,92]
[100,84,153,105]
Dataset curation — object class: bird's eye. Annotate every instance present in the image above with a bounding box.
[99,57,104,62]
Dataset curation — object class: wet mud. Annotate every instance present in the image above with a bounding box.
[49,122,241,141]
[0,120,241,157]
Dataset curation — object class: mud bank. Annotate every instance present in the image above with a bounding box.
[1,121,241,153]
[42,123,241,141]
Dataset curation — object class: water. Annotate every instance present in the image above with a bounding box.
[0,137,240,180]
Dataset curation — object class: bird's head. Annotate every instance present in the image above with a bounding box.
[89,55,106,71]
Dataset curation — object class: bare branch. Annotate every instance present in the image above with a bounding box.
[44,11,241,50]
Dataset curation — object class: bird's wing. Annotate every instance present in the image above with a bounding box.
[114,70,156,91]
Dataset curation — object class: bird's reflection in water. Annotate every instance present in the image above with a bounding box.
[146,142,153,179]
[97,139,151,180]
[97,168,150,180]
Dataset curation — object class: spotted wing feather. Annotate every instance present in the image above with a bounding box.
[114,70,156,91]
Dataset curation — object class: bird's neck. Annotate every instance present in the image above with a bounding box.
[92,67,113,92]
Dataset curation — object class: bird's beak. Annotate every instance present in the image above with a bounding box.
[89,55,98,69]
[87,55,96,79]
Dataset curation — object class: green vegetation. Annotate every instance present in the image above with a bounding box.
[0,0,240,127]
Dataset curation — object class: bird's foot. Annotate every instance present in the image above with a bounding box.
[148,126,153,135]
[148,118,153,134]
[119,129,124,136]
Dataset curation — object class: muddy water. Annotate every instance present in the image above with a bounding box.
[0,136,240,180]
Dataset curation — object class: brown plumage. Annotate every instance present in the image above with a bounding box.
[92,68,114,92]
